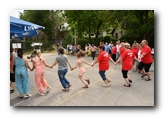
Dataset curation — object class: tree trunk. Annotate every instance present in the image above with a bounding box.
[74,23,76,44]
[88,27,91,42]
[95,20,102,46]
[88,21,91,42]
[147,30,154,41]
[51,10,55,44]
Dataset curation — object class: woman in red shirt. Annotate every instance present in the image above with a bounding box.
[138,40,153,81]
[119,42,125,55]
[116,43,138,87]
[91,45,116,87]
[131,43,139,70]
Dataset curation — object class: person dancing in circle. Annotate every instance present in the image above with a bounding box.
[116,43,139,87]
[31,50,51,96]
[71,50,92,88]
[138,40,154,81]
[91,45,116,87]
[11,49,32,98]
[50,47,72,91]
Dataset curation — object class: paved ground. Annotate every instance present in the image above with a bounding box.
[10,52,154,106]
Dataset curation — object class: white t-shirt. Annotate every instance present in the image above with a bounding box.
[137,50,141,61]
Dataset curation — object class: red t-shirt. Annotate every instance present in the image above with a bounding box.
[10,59,12,71]
[121,49,134,70]
[119,47,125,55]
[141,45,153,63]
[131,47,139,58]
[112,46,116,54]
[97,51,109,71]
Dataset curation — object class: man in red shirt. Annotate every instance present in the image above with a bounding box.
[138,40,153,81]
[116,43,138,87]
[91,45,116,87]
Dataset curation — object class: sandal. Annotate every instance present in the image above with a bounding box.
[67,84,72,88]
[86,79,90,85]
[102,84,110,87]
[82,85,88,88]
[19,94,23,98]
[129,79,133,83]
[107,79,111,83]
[124,84,131,87]
[141,74,147,78]
[145,78,151,81]
[62,88,69,91]
[47,87,51,92]
[10,89,14,93]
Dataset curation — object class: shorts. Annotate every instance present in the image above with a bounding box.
[138,62,152,72]
[121,70,128,78]
[79,67,85,76]
[10,73,15,82]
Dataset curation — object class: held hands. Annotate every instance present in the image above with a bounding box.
[70,67,74,71]
[30,68,33,71]
[91,62,94,67]
[49,66,53,68]
[114,62,117,65]
[138,58,141,62]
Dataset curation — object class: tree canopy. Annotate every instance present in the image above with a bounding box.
[18,10,154,47]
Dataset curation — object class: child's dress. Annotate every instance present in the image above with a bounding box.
[32,57,49,93]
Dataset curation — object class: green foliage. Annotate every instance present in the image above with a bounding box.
[17,10,154,49]
[102,36,118,44]
[64,10,111,44]
[62,32,74,48]
[77,39,88,50]
[109,10,154,47]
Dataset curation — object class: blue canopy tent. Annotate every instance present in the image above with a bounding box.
[10,16,45,38]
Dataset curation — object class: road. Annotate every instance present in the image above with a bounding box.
[10,52,154,106]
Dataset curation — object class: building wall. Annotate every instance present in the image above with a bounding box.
[112,27,123,39]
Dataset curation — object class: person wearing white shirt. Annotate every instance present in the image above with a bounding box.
[116,41,121,61]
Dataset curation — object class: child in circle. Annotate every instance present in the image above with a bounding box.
[71,50,92,88]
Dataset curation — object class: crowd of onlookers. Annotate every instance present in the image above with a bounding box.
[66,40,152,63]
[66,44,81,55]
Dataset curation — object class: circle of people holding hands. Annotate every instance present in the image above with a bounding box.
[10,39,153,99]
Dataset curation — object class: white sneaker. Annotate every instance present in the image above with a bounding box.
[38,92,45,96]
[24,94,31,99]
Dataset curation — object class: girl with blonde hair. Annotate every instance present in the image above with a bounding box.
[72,50,92,88]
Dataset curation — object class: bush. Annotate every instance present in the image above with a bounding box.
[101,36,118,44]
[77,39,88,50]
